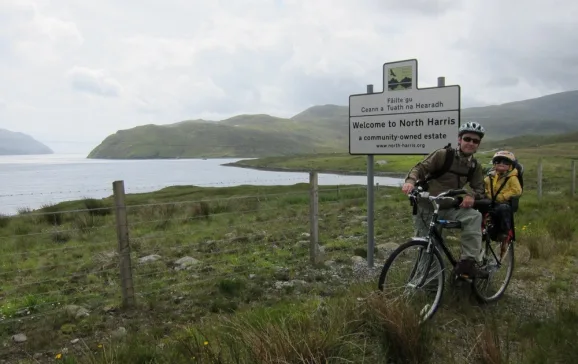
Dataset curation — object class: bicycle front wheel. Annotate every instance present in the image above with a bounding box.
[377,239,446,323]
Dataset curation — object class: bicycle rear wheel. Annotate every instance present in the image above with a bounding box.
[377,239,446,323]
[472,236,515,303]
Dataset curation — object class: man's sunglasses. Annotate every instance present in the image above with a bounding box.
[462,136,481,144]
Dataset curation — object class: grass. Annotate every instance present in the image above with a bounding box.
[0,144,577,362]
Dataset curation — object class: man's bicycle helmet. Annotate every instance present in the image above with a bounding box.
[458,121,485,139]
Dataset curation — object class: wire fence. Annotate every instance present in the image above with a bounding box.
[0,177,311,213]
[0,174,389,336]
[0,161,575,351]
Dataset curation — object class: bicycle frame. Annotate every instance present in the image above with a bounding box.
[414,189,515,276]
[409,186,468,277]
[429,226,460,268]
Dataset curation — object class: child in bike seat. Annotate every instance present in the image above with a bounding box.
[484,150,522,245]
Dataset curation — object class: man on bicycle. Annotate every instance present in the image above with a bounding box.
[401,121,489,279]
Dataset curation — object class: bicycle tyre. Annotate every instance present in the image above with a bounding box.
[377,239,446,322]
[472,239,515,303]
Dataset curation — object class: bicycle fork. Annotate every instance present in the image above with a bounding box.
[409,241,439,290]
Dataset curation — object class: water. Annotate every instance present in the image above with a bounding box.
[0,154,404,215]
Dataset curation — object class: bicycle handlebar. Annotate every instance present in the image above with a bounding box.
[408,186,493,214]
[409,186,467,201]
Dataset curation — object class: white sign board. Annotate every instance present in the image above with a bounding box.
[349,59,460,155]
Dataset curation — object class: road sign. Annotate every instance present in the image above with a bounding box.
[349,59,460,155]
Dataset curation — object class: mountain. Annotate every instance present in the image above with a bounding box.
[87,90,578,159]
[87,113,346,159]
[461,90,578,140]
[0,129,54,155]
[482,130,578,150]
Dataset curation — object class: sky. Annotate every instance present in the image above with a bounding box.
[1,0,577,154]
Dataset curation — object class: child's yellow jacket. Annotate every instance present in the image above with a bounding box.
[484,168,522,203]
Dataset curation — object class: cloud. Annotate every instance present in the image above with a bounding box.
[454,0,578,103]
[1,0,578,153]
[366,0,462,16]
[486,77,520,88]
[67,66,123,97]
[0,0,83,65]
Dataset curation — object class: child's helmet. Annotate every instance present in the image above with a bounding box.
[492,150,516,164]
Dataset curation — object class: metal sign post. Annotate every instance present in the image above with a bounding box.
[365,84,375,267]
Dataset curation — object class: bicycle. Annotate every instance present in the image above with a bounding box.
[377,186,515,323]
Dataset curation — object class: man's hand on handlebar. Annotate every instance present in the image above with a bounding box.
[401,182,414,194]
[460,195,475,209]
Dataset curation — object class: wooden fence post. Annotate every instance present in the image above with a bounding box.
[113,180,136,308]
[537,159,543,199]
[570,160,576,197]
[309,172,319,265]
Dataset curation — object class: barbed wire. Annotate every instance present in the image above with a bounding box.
[0,180,373,218]
[0,202,307,235]
[130,226,306,260]
[0,226,313,325]
[0,239,115,257]
[0,200,323,279]
[0,218,310,276]
[1,265,120,297]
[0,214,314,279]
[0,223,116,240]
[0,185,366,220]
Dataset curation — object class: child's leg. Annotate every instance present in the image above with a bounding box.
[494,203,513,239]
[494,203,513,258]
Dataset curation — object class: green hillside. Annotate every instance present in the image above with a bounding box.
[482,130,578,149]
[461,90,578,140]
[87,114,346,159]
[0,129,53,155]
[87,90,578,159]
[304,91,578,141]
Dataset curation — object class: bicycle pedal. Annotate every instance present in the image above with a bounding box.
[456,273,472,282]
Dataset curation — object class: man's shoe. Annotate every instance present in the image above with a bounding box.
[454,259,474,278]
[473,263,489,279]
[455,258,489,279]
